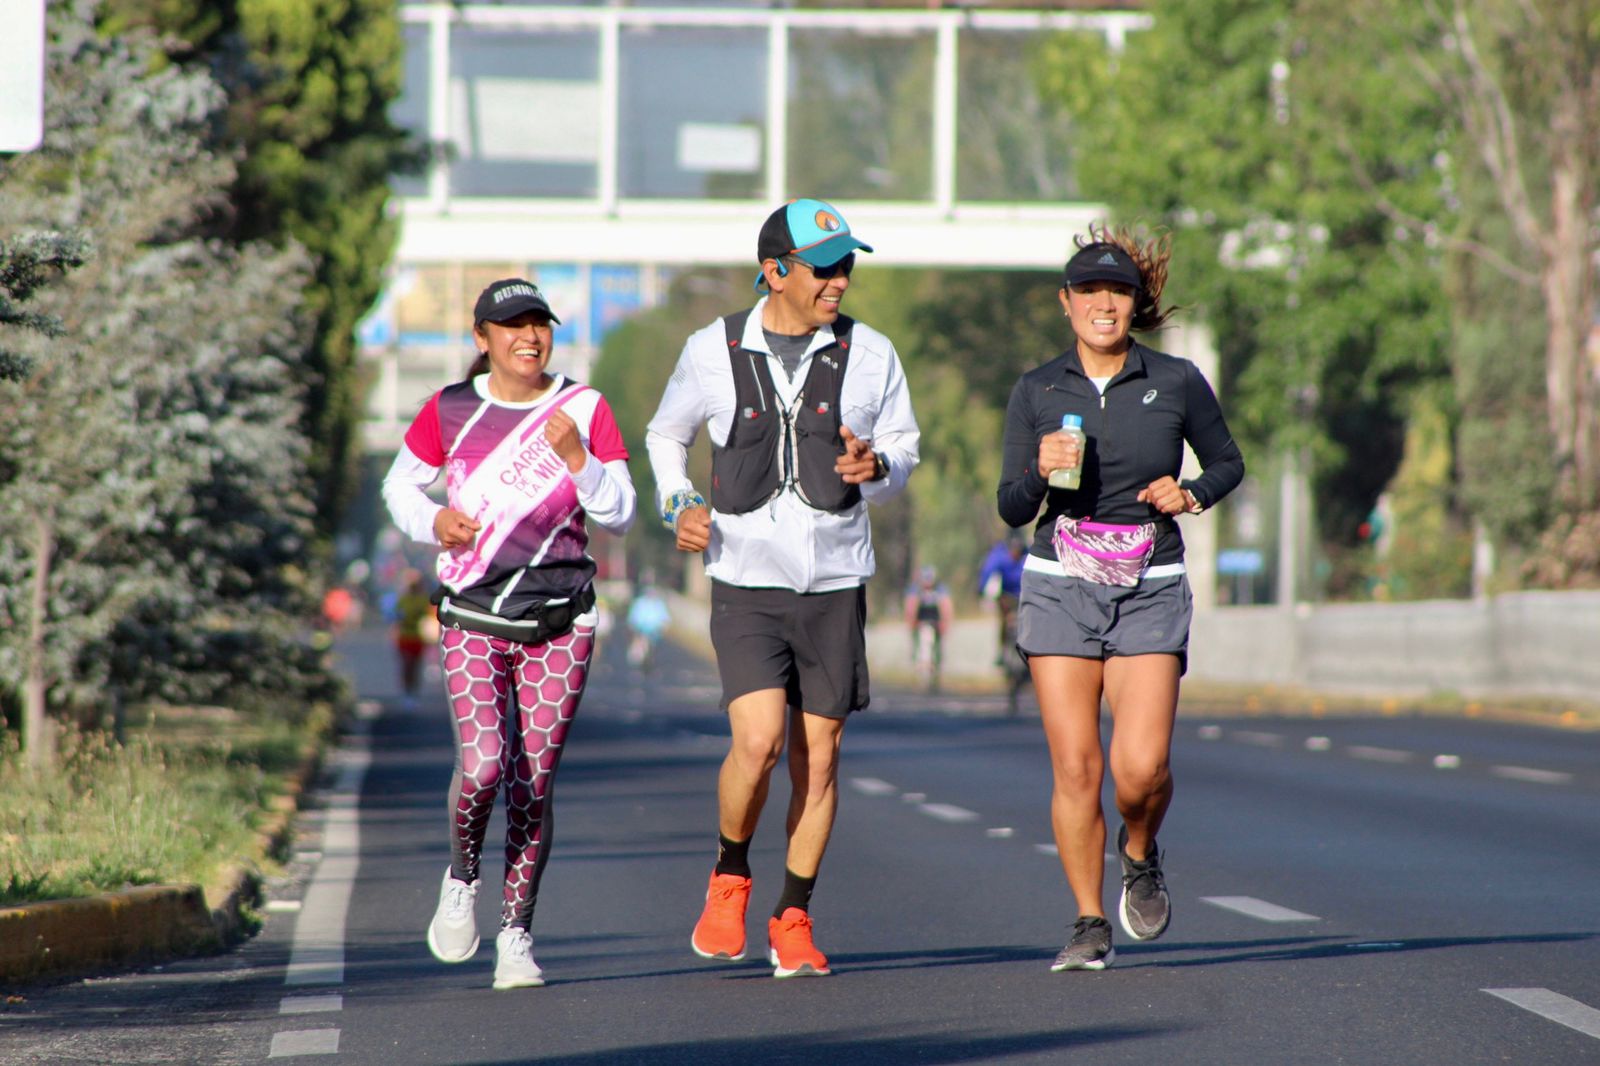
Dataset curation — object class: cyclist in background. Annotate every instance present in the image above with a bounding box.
[904,565,953,692]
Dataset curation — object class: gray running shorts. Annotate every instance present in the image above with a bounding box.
[1017,568,1193,675]
[709,581,869,718]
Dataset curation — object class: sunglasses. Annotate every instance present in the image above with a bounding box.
[786,253,855,280]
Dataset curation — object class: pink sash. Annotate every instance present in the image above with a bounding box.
[439,386,590,590]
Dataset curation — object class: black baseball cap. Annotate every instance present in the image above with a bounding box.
[1063,243,1142,291]
[473,278,561,325]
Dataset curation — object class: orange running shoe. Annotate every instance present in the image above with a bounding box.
[767,907,831,977]
[691,872,751,960]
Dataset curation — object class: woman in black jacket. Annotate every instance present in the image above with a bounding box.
[997,226,1244,971]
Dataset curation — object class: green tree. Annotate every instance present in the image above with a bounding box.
[0,1,321,766]
[1043,0,1456,596]
[101,0,418,540]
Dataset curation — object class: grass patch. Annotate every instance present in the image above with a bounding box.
[0,701,332,907]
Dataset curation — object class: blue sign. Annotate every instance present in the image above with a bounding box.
[1216,548,1264,575]
[591,265,643,346]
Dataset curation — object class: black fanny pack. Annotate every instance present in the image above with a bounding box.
[435,584,596,644]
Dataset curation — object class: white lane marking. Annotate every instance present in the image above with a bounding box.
[1197,725,1223,740]
[1305,736,1332,751]
[919,803,980,823]
[850,777,897,796]
[264,900,302,913]
[1034,843,1059,856]
[1235,730,1283,747]
[1347,745,1413,764]
[1483,988,1600,1040]
[286,735,372,987]
[269,1029,340,1057]
[985,827,1014,838]
[1432,754,1461,769]
[1491,765,1573,785]
[901,792,927,803]
[1201,896,1319,922]
[280,994,343,1014]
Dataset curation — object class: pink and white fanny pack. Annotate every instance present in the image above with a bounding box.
[1052,516,1157,588]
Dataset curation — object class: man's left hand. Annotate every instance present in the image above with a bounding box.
[837,424,878,484]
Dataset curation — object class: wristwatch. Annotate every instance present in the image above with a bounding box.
[870,453,890,482]
[1181,488,1203,514]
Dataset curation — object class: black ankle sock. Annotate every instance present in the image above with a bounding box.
[714,834,752,878]
[772,869,816,918]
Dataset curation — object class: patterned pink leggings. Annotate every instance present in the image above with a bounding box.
[439,623,594,931]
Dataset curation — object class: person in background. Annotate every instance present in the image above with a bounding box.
[625,574,670,672]
[997,226,1243,972]
[393,568,434,709]
[978,533,1027,665]
[382,277,636,990]
[645,197,919,978]
[903,565,954,691]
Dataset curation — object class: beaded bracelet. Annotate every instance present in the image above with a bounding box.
[661,488,708,531]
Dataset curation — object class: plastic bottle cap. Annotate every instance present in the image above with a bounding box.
[1061,414,1082,428]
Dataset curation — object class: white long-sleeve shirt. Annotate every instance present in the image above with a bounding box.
[382,373,635,608]
[645,299,919,593]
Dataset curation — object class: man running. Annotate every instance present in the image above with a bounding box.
[645,198,920,977]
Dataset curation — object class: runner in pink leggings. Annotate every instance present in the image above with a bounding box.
[382,278,636,990]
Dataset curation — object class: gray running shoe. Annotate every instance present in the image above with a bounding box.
[1117,824,1171,941]
[1050,916,1115,972]
[493,928,545,989]
[426,866,481,963]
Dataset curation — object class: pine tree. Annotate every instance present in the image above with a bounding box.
[0,0,321,766]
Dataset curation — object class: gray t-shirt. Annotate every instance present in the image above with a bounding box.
[764,330,812,382]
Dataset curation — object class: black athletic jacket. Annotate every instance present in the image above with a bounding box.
[997,341,1245,568]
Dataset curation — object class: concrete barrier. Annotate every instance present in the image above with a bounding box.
[665,587,1600,705]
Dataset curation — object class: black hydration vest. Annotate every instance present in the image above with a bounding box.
[710,309,861,515]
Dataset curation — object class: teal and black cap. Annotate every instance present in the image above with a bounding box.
[1063,243,1142,291]
[755,198,874,290]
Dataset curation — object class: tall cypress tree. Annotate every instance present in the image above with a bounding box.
[102,0,418,541]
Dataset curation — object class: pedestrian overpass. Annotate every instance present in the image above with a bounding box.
[360,2,1154,448]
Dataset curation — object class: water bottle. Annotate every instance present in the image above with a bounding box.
[1047,414,1085,490]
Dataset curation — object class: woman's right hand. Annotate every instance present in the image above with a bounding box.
[1037,431,1082,478]
[433,507,482,550]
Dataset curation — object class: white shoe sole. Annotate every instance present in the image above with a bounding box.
[427,922,479,963]
[1118,885,1169,942]
[493,972,545,990]
[1050,946,1115,972]
[768,948,830,978]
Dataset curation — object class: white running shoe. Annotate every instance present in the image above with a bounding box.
[426,866,480,963]
[493,928,545,989]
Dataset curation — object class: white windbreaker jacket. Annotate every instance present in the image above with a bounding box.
[645,297,920,594]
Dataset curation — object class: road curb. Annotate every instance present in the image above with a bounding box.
[0,725,328,988]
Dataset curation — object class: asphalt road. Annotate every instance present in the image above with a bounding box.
[3,625,1598,1065]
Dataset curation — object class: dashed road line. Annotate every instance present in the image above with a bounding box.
[285,739,370,987]
[1490,765,1573,786]
[919,803,980,823]
[1201,896,1319,922]
[1347,745,1413,764]
[849,777,898,796]
[280,994,343,1015]
[269,1029,340,1057]
[1483,988,1600,1040]
[1235,731,1284,747]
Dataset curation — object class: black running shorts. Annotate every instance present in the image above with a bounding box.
[708,581,869,718]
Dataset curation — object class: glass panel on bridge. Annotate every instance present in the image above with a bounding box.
[448,26,602,198]
[787,27,935,202]
[618,26,768,200]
